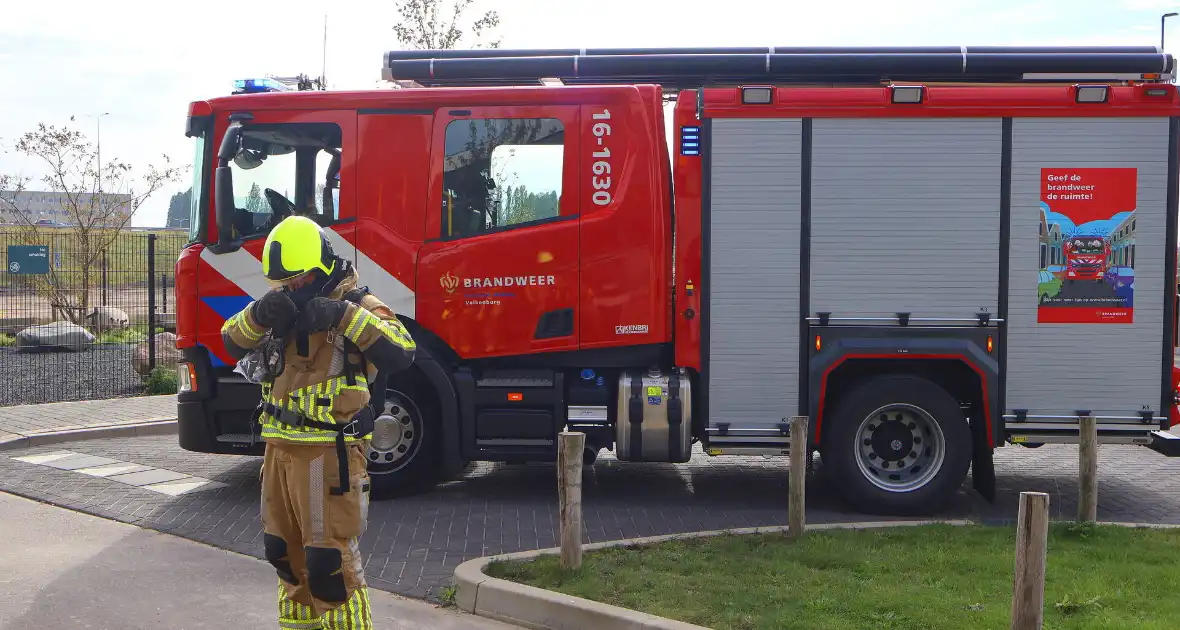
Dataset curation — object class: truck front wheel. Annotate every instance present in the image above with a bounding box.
[365,387,441,499]
[824,374,972,516]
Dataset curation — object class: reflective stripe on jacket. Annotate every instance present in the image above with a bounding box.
[220,269,416,444]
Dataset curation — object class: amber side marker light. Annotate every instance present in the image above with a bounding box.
[508,392,523,401]
[815,335,822,352]
[987,335,994,354]
[178,362,198,393]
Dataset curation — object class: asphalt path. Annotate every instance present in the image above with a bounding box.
[0,491,519,630]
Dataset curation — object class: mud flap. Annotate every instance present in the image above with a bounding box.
[971,420,996,503]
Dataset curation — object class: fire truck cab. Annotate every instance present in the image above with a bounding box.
[176,46,1180,516]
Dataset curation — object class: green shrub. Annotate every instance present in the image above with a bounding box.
[0,334,14,347]
[144,365,178,395]
[97,327,148,344]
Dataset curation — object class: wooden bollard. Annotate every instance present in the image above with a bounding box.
[1011,491,1050,630]
[557,431,586,570]
[1078,415,1098,523]
[788,415,808,538]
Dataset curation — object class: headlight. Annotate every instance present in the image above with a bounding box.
[178,362,196,393]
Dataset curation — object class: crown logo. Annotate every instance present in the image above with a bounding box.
[440,271,460,294]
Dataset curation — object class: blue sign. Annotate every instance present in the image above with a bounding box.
[7,245,49,275]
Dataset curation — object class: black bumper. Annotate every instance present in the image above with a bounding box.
[177,346,264,456]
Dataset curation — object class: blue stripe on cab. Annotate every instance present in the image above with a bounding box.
[204,346,228,367]
[201,295,254,320]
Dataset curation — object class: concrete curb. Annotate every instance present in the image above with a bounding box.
[0,418,177,452]
[454,519,974,630]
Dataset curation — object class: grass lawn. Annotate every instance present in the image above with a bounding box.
[485,523,1180,630]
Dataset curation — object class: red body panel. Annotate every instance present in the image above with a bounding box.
[353,110,431,294]
[702,83,1179,118]
[672,94,703,371]
[416,103,583,358]
[1172,366,1180,428]
[175,245,200,350]
[576,91,673,351]
[185,85,673,363]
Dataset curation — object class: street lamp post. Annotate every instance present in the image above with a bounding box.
[85,112,110,194]
[1163,12,1178,51]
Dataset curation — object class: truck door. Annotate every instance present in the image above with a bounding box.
[197,109,356,368]
[416,106,581,358]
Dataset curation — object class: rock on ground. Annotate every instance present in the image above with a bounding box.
[85,306,130,332]
[133,331,180,375]
[16,321,94,352]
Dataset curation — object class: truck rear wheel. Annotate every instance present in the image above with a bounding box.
[824,374,972,516]
[365,387,441,499]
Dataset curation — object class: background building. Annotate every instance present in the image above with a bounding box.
[0,190,134,226]
[1109,212,1136,268]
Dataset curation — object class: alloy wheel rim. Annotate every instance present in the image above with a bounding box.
[366,392,420,471]
[854,403,946,493]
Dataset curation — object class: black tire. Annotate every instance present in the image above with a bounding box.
[824,374,972,516]
[365,386,442,500]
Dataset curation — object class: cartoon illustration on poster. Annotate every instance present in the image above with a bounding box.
[1037,168,1137,324]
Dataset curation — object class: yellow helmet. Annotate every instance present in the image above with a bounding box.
[261,216,337,283]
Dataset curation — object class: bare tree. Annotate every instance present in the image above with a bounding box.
[392,0,502,50]
[0,122,186,325]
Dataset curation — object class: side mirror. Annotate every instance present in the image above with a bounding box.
[213,121,245,251]
[217,122,244,164]
[215,166,236,248]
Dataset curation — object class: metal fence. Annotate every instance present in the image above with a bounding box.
[0,228,188,406]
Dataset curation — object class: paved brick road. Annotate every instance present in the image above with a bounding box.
[0,395,177,444]
[2,434,1180,600]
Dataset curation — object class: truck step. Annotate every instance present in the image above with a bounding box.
[1149,430,1180,457]
[705,446,792,457]
[1006,421,1155,446]
[705,433,793,457]
[457,368,566,462]
[476,369,556,388]
[215,433,256,444]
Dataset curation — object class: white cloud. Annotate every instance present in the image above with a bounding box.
[1121,0,1180,10]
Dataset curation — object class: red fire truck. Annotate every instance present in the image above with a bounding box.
[175,46,1180,516]
[1064,234,1110,283]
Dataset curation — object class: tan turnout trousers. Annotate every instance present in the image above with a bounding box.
[261,439,372,629]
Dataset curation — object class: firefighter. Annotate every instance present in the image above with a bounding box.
[220,215,416,629]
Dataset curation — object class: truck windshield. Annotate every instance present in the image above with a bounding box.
[187,130,207,243]
[225,122,342,242]
[1068,238,1105,254]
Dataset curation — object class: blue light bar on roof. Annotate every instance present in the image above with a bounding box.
[232,78,291,94]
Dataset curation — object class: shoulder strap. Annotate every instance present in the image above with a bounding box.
[342,286,370,304]
[338,286,370,386]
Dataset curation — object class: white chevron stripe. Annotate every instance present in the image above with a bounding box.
[199,247,271,299]
[198,229,417,317]
[323,229,416,318]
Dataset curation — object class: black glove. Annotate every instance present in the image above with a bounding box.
[298,297,350,332]
[251,290,298,331]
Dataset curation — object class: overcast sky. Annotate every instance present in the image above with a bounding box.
[0,0,1175,227]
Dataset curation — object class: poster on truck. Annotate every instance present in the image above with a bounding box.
[1037,168,1137,324]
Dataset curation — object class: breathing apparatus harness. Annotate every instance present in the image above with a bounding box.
[243,259,388,495]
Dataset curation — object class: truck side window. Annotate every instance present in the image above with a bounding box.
[440,117,565,238]
[228,122,343,241]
